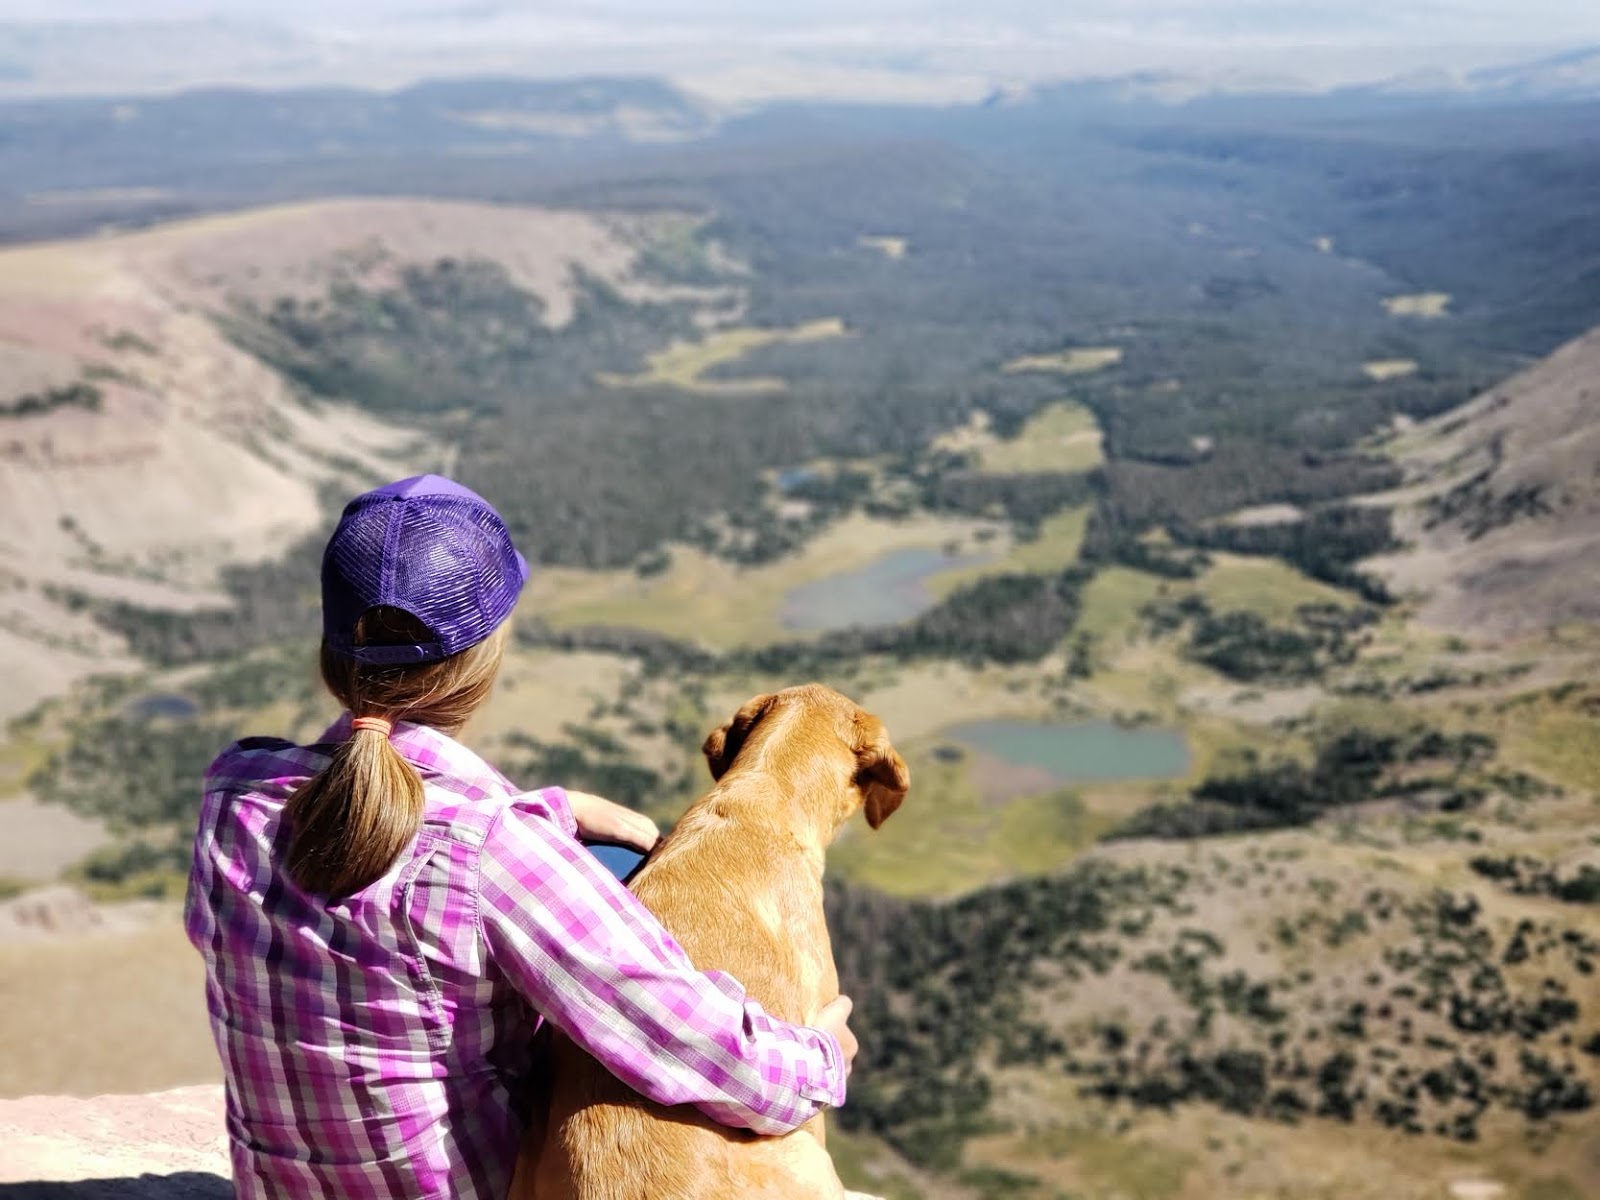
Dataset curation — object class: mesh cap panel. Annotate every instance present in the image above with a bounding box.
[322,475,529,663]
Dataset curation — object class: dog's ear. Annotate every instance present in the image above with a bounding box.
[702,693,777,781]
[854,714,910,829]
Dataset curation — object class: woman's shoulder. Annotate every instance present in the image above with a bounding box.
[204,734,334,790]
[426,784,574,855]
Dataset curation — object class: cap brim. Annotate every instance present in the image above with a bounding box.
[515,549,530,584]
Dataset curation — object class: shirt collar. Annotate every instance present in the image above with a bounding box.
[320,712,519,797]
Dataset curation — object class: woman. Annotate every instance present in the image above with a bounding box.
[185,474,857,1198]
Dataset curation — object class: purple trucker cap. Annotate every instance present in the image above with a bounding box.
[321,474,530,664]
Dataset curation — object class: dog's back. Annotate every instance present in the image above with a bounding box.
[516,685,908,1200]
[526,788,842,1200]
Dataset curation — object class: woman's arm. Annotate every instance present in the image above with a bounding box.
[477,792,848,1136]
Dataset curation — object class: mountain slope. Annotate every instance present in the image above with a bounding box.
[0,198,661,720]
[1372,325,1600,636]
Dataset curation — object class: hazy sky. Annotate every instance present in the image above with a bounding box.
[2,1,1598,101]
[8,0,1599,37]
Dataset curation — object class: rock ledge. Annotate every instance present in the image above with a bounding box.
[0,1086,228,1198]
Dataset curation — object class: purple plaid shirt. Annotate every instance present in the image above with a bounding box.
[185,715,846,1199]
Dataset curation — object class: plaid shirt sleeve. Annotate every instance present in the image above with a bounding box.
[477,789,847,1136]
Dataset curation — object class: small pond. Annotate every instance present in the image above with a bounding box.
[125,693,200,720]
[781,546,991,632]
[945,718,1191,783]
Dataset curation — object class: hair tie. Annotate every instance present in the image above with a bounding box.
[350,716,394,737]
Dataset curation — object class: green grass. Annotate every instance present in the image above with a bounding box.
[1521,1180,1585,1200]
[0,727,56,798]
[829,743,1108,898]
[530,513,990,648]
[1383,292,1452,318]
[977,401,1105,474]
[1013,506,1092,570]
[1195,554,1357,622]
[595,318,846,393]
[1074,567,1170,647]
[829,750,1002,896]
[1069,554,1357,670]
[1495,695,1600,795]
[1017,1124,1193,1199]
[73,867,188,903]
[826,1127,926,1200]
[929,506,1090,597]
[637,214,718,278]
[1,720,92,845]
[857,235,908,260]
[1002,346,1123,376]
[1362,358,1419,381]
[994,790,1118,873]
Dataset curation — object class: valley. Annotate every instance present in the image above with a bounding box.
[2,74,1599,1200]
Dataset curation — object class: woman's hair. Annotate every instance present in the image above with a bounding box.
[283,607,507,898]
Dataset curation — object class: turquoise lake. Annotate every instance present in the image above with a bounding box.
[946,719,1192,783]
[781,546,991,632]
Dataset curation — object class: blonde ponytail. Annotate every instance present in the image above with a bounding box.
[283,725,426,898]
[284,609,507,898]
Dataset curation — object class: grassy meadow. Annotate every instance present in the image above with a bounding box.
[595,317,847,392]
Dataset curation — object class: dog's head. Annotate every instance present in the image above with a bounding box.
[701,684,910,828]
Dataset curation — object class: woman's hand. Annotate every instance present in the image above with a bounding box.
[566,790,661,854]
[814,994,859,1077]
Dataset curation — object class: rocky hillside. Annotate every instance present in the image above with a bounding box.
[0,199,669,721]
[1372,325,1600,636]
[829,831,1600,1199]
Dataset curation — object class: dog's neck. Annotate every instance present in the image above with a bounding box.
[705,715,861,864]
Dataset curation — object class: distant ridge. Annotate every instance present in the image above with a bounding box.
[1464,45,1600,101]
[1014,47,1600,110]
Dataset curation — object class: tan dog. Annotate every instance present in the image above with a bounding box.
[512,683,909,1200]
